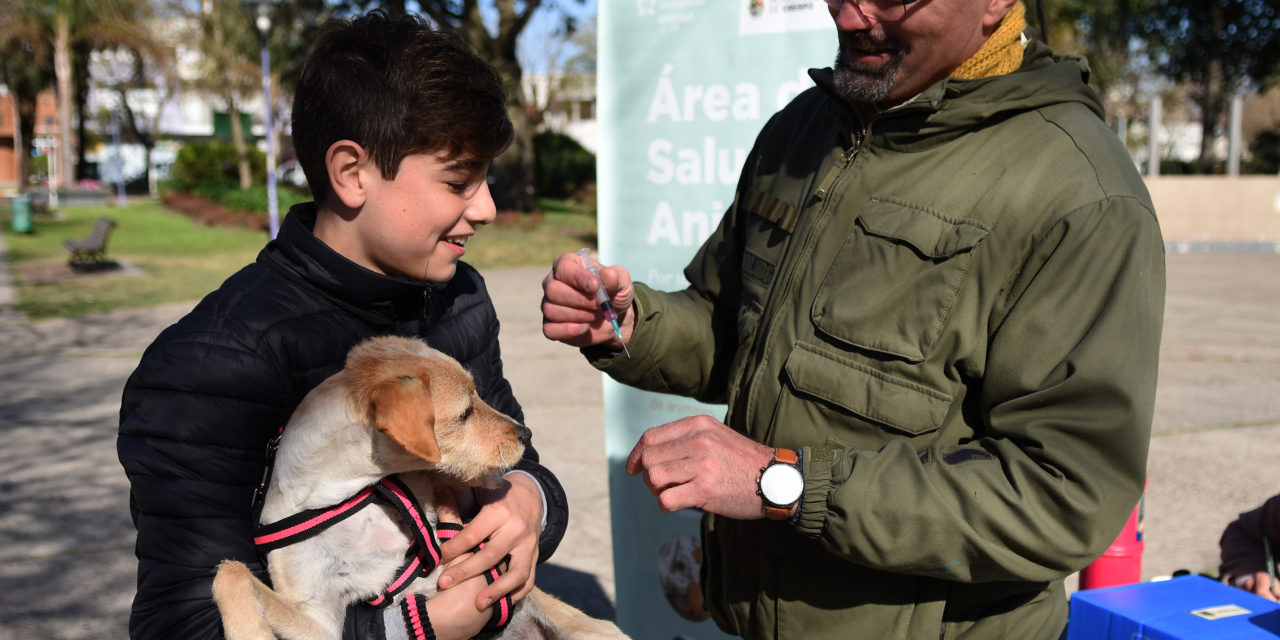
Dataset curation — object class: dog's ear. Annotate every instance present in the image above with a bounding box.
[370,373,441,463]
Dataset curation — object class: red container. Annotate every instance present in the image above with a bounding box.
[1079,489,1145,590]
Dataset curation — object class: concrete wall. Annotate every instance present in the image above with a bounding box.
[1148,176,1280,250]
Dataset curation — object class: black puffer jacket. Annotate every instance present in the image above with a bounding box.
[117,203,568,639]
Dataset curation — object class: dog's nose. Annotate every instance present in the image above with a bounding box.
[516,425,532,444]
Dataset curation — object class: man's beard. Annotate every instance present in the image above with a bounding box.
[831,31,905,106]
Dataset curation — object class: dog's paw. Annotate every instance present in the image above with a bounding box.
[213,560,278,640]
[212,560,253,603]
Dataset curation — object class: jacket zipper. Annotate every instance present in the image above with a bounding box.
[727,94,939,431]
[418,288,432,335]
[728,131,865,435]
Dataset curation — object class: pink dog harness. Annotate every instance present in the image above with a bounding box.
[251,474,513,634]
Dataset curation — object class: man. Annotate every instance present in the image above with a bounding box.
[542,0,1164,637]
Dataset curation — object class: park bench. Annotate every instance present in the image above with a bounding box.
[63,216,117,271]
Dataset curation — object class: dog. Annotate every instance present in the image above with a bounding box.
[213,335,628,639]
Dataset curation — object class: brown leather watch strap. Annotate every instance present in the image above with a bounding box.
[773,447,798,467]
[762,448,800,521]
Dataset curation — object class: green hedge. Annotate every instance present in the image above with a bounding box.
[173,142,266,190]
[1245,130,1280,174]
[171,142,309,214]
[534,131,595,198]
[192,181,311,214]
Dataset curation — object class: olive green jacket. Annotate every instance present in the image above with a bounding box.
[594,41,1164,639]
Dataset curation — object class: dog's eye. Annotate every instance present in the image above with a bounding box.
[459,406,473,422]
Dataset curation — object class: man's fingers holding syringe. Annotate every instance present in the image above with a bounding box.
[541,252,635,347]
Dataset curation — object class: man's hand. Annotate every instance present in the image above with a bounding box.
[436,474,543,611]
[626,415,777,520]
[541,251,635,351]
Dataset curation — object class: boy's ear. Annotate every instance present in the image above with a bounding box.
[326,140,369,210]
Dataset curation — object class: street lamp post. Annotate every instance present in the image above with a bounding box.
[111,103,127,206]
[48,139,59,210]
[244,0,280,239]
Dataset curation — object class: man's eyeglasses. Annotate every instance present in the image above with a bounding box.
[825,0,921,23]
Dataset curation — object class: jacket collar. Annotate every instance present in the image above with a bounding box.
[259,202,437,322]
[807,39,1104,152]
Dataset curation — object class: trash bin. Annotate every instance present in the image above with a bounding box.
[9,195,32,233]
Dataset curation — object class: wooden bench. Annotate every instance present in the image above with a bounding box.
[63,217,117,270]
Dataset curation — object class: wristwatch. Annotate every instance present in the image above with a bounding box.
[757,448,803,521]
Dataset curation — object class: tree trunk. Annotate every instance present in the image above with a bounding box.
[119,86,157,195]
[442,0,542,212]
[502,80,537,212]
[494,0,540,212]
[228,98,252,189]
[15,91,37,189]
[54,11,75,192]
[1197,3,1226,173]
[486,54,538,212]
[74,43,92,181]
[1197,89,1222,173]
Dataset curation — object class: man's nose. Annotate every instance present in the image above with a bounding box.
[833,0,877,29]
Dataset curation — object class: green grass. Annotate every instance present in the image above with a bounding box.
[5,200,267,320]
[3,196,595,320]
[467,197,597,268]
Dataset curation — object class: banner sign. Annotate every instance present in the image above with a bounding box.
[597,2,832,637]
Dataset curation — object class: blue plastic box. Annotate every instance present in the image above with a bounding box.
[1068,575,1280,639]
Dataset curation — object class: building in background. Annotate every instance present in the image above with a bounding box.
[0,89,59,194]
[525,72,598,153]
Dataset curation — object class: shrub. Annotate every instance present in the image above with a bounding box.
[1158,158,1201,175]
[1244,130,1280,175]
[172,142,266,190]
[534,131,596,199]
[192,181,311,215]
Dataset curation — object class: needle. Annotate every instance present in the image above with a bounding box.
[576,248,630,358]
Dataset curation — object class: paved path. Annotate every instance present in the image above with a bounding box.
[1,251,1278,638]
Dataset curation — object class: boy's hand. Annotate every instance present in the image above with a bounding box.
[541,251,636,351]
[436,474,543,611]
[423,485,493,640]
[1229,571,1280,602]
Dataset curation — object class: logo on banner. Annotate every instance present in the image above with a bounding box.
[635,0,709,32]
[739,0,831,35]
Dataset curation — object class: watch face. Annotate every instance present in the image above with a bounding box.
[760,462,803,506]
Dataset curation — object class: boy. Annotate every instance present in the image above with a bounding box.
[117,11,566,639]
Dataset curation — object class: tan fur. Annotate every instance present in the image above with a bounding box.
[212,336,627,640]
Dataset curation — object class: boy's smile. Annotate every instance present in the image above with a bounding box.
[318,147,497,284]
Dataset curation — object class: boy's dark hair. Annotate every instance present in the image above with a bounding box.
[291,10,514,203]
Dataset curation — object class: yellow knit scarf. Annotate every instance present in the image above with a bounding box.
[950,2,1026,80]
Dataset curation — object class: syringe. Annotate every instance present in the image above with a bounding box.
[576,248,630,358]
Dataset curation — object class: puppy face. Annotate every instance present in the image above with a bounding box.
[345,336,526,487]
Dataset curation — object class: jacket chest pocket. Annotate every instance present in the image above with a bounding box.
[735,189,801,344]
[812,198,988,363]
[783,343,951,438]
